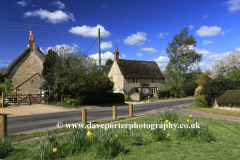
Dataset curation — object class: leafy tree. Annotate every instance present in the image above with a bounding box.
[0,67,6,74]
[165,27,202,95]
[210,51,240,79]
[106,58,113,65]
[53,48,114,102]
[5,78,13,94]
[42,50,59,78]
[229,68,240,80]
[0,67,6,83]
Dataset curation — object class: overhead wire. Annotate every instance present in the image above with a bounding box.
[85,38,98,54]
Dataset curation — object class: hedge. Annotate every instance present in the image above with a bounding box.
[77,93,124,105]
[217,90,240,107]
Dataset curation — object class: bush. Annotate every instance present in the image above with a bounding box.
[216,90,240,106]
[127,87,137,96]
[201,76,238,106]
[0,135,13,159]
[181,82,198,97]
[125,96,133,102]
[157,87,171,99]
[79,93,124,105]
[0,83,6,95]
[194,86,209,108]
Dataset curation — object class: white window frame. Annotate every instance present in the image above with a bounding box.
[133,78,138,84]
[152,78,157,84]
[151,87,158,94]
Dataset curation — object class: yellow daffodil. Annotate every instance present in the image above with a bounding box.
[87,131,92,136]
[143,150,145,152]
[150,134,152,136]
[165,120,169,123]
[187,120,189,123]
[167,133,170,137]
[53,148,58,153]
[115,134,118,137]
[189,115,192,118]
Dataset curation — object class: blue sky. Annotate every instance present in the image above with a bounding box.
[0,0,240,73]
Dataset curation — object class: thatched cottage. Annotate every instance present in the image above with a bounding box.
[101,48,165,96]
[3,30,46,94]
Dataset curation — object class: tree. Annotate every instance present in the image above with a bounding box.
[53,47,114,101]
[105,58,113,65]
[229,68,240,80]
[210,51,240,79]
[0,67,6,83]
[41,49,60,93]
[165,27,202,95]
[0,67,6,74]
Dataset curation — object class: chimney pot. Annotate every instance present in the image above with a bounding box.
[29,30,34,52]
[114,48,119,61]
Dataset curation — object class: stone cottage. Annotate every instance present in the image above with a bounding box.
[101,48,165,96]
[3,30,46,94]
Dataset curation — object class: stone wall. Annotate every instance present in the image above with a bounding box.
[108,61,124,93]
[123,77,165,95]
[130,92,141,101]
[17,74,44,94]
[8,51,44,94]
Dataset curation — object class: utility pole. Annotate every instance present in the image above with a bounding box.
[98,28,101,67]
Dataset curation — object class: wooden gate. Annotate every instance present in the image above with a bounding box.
[4,93,47,106]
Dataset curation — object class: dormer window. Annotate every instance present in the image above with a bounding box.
[152,78,157,84]
[133,78,138,84]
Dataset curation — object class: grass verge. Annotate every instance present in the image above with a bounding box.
[140,96,194,102]
[3,113,240,159]
[186,103,240,117]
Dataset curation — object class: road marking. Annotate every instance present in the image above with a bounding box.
[169,109,173,110]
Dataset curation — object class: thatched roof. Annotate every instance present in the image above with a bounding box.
[117,59,165,78]
[3,43,45,76]
[101,65,112,74]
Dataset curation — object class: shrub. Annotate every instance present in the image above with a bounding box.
[157,87,171,99]
[160,111,179,123]
[201,76,238,106]
[194,86,209,108]
[0,83,6,95]
[127,87,137,96]
[216,90,240,106]
[125,96,133,102]
[181,82,198,97]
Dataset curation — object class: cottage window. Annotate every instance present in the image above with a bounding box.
[152,78,157,83]
[151,88,158,94]
[133,78,138,84]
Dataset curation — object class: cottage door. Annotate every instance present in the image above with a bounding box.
[143,88,148,93]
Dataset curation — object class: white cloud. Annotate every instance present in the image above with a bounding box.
[161,50,167,55]
[88,51,120,65]
[203,40,213,45]
[15,0,28,7]
[69,24,110,38]
[24,9,75,24]
[124,32,147,45]
[137,53,143,56]
[236,47,240,52]
[136,42,145,46]
[189,25,194,30]
[237,38,240,40]
[122,54,126,59]
[195,48,212,56]
[196,25,223,37]
[224,0,240,13]
[157,32,168,38]
[206,51,231,61]
[44,43,79,54]
[101,41,113,50]
[115,39,121,42]
[222,29,232,35]
[49,0,66,9]
[154,56,170,71]
[139,47,157,53]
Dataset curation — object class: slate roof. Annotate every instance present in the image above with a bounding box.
[101,65,112,74]
[3,43,46,76]
[116,59,165,78]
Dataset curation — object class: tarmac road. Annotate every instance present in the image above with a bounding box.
[7,98,194,135]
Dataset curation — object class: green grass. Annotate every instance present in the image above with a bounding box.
[140,96,194,102]
[3,113,240,159]
[8,117,129,144]
[186,103,240,117]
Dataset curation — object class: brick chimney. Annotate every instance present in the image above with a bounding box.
[29,30,34,52]
[114,48,119,61]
